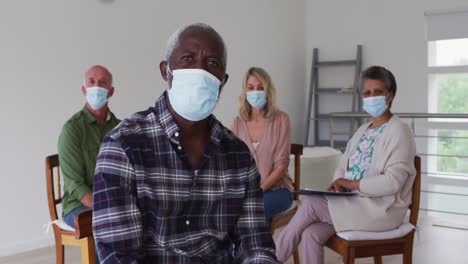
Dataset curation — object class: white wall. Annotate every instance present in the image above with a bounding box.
[0,0,306,255]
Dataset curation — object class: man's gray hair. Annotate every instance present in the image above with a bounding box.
[164,23,227,68]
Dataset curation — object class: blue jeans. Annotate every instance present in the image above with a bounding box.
[264,188,293,223]
[63,205,89,228]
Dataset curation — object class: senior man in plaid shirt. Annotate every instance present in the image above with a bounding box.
[92,23,277,263]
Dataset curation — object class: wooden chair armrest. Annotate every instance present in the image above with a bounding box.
[74,209,93,239]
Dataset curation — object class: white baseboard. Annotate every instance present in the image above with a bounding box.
[0,235,55,257]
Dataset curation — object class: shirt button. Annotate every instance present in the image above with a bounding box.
[186,220,190,225]
[177,146,182,150]
[175,132,179,137]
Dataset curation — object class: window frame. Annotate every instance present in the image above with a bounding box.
[427,38,468,179]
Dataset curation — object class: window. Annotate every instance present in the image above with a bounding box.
[428,72,468,116]
[428,38,468,67]
[428,39,468,116]
[428,129,468,179]
[426,11,468,179]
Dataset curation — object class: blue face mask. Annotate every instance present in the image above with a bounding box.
[86,86,109,110]
[362,96,388,117]
[246,91,267,109]
[167,67,221,121]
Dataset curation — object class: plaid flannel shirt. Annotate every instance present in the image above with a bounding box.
[92,93,277,263]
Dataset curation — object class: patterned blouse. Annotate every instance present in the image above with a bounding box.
[344,124,387,180]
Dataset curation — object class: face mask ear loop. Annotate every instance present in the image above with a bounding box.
[165,63,173,89]
[220,76,227,89]
[166,63,173,77]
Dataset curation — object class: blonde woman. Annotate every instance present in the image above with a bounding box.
[231,67,293,223]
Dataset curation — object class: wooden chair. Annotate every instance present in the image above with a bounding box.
[46,154,96,264]
[271,143,303,264]
[324,156,421,264]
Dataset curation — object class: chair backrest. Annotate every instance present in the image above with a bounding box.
[409,156,421,226]
[46,154,61,222]
[290,144,304,200]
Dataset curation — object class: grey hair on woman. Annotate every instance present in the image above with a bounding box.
[361,66,397,107]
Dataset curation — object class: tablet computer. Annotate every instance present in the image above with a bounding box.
[298,188,360,196]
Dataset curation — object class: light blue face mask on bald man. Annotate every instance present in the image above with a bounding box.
[86,86,109,110]
[167,66,221,121]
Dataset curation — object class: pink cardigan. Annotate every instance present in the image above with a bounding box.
[231,111,293,191]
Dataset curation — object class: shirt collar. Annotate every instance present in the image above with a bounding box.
[153,92,224,145]
[82,105,113,124]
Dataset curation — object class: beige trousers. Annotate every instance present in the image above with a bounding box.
[275,195,335,264]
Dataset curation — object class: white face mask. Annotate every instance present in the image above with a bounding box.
[167,66,221,121]
[362,96,388,117]
[246,91,267,109]
[85,86,108,110]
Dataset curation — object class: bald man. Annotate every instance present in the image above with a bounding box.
[58,65,120,228]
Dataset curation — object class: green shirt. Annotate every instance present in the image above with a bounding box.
[58,106,120,215]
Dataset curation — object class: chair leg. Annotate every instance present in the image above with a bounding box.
[53,232,64,264]
[374,256,382,264]
[349,249,355,264]
[343,247,355,264]
[403,235,414,264]
[55,243,64,264]
[80,237,96,264]
[343,250,348,264]
[403,245,413,264]
[293,249,300,264]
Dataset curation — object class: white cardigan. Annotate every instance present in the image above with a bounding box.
[327,115,417,232]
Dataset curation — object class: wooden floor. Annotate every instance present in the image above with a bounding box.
[2,214,467,264]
